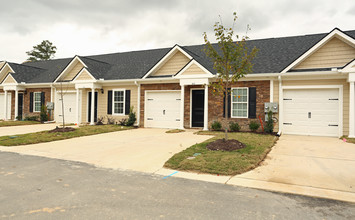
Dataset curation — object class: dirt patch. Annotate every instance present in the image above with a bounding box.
[206,139,246,151]
[48,127,76,133]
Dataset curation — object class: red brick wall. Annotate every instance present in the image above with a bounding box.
[140,83,181,127]
[21,88,51,120]
[208,80,270,131]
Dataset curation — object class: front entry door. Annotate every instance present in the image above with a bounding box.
[191,90,205,127]
[18,93,23,120]
[88,92,98,123]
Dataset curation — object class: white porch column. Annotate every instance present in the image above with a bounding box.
[203,84,209,131]
[14,90,18,120]
[349,81,355,137]
[3,90,8,121]
[90,88,95,125]
[278,76,283,133]
[76,88,80,125]
[180,85,185,129]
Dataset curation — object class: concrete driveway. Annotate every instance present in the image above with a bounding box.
[0,123,65,136]
[0,128,212,173]
[228,135,355,201]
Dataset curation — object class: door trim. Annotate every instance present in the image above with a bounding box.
[190,88,204,128]
[282,85,343,137]
[87,91,98,123]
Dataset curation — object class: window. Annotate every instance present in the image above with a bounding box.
[113,90,125,115]
[231,88,248,118]
[34,92,42,112]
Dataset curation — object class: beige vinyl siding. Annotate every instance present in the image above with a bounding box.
[75,70,94,81]
[281,79,349,135]
[2,74,16,84]
[152,51,190,76]
[0,66,11,83]
[180,63,206,75]
[81,85,138,123]
[61,61,84,81]
[294,37,355,69]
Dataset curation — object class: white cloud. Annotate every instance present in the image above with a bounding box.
[0,0,353,63]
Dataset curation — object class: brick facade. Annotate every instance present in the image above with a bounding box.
[208,80,270,131]
[139,81,270,131]
[140,83,181,127]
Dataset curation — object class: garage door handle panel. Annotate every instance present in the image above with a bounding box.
[163,110,165,115]
[328,124,338,127]
[308,112,311,118]
[283,123,292,125]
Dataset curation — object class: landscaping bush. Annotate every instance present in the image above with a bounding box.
[126,107,136,126]
[96,116,104,125]
[119,118,127,126]
[249,121,260,132]
[24,116,39,121]
[211,121,222,131]
[264,111,274,134]
[106,116,115,125]
[40,105,48,122]
[229,121,240,132]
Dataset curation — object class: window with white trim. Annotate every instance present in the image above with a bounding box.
[113,90,125,115]
[231,88,248,118]
[34,92,42,112]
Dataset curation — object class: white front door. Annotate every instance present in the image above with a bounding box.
[55,92,77,124]
[0,93,12,120]
[145,91,181,129]
[283,88,340,137]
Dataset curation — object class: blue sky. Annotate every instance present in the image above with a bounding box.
[0,0,354,63]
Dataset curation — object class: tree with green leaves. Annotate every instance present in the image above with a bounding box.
[26,40,57,61]
[203,12,258,140]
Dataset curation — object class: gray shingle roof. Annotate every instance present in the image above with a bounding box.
[4,29,355,84]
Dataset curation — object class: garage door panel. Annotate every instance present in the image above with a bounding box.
[55,93,77,124]
[283,88,339,137]
[0,93,12,120]
[145,91,180,129]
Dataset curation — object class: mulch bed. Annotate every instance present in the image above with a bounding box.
[206,139,246,151]
[48,127,76,133]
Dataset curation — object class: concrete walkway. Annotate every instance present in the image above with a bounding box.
[156,135,355,203]
[0,128,212,173]
[0,123,65,136]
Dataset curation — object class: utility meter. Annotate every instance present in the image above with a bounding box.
[264,102,278,113]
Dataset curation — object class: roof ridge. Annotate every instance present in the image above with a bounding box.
[80,56,111,65]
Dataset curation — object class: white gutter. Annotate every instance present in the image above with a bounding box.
[134,80,140,127]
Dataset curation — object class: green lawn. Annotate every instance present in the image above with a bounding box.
[164,131,277,176]
[0,125,133,146]
[0,120,40,127]
[342,136,355,144]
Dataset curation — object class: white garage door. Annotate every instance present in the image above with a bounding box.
[0,93,11,120]
[145,91,181,129]
[55,92,77,124]
[283,89,340,137]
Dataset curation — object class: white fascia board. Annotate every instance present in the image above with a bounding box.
[341,59,355,73]
[174,59,214,78]
[72,68,96,81]
[142,45,193,79]
[54,55,88,83]
[1,73,18,84]
[281,29,355,73]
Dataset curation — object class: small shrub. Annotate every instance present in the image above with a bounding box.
[249,121,260,132]
[211,121,222,131]
[106,116,115,125]
[40,105,48,122]
[264,111,274,134]
[229,121,240,132]
[126,107,136,126]
[24,116,39,121]
[119,118,127,126]
[96,116,104,125]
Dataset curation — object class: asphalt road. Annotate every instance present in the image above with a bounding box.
[0,152,354,220]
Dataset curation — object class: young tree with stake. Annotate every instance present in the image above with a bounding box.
[203,12,258,140]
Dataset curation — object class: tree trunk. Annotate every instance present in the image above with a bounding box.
[224,83,229,141]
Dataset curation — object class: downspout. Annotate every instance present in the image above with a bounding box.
[277,75,282,137]
[135,81,140,127]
